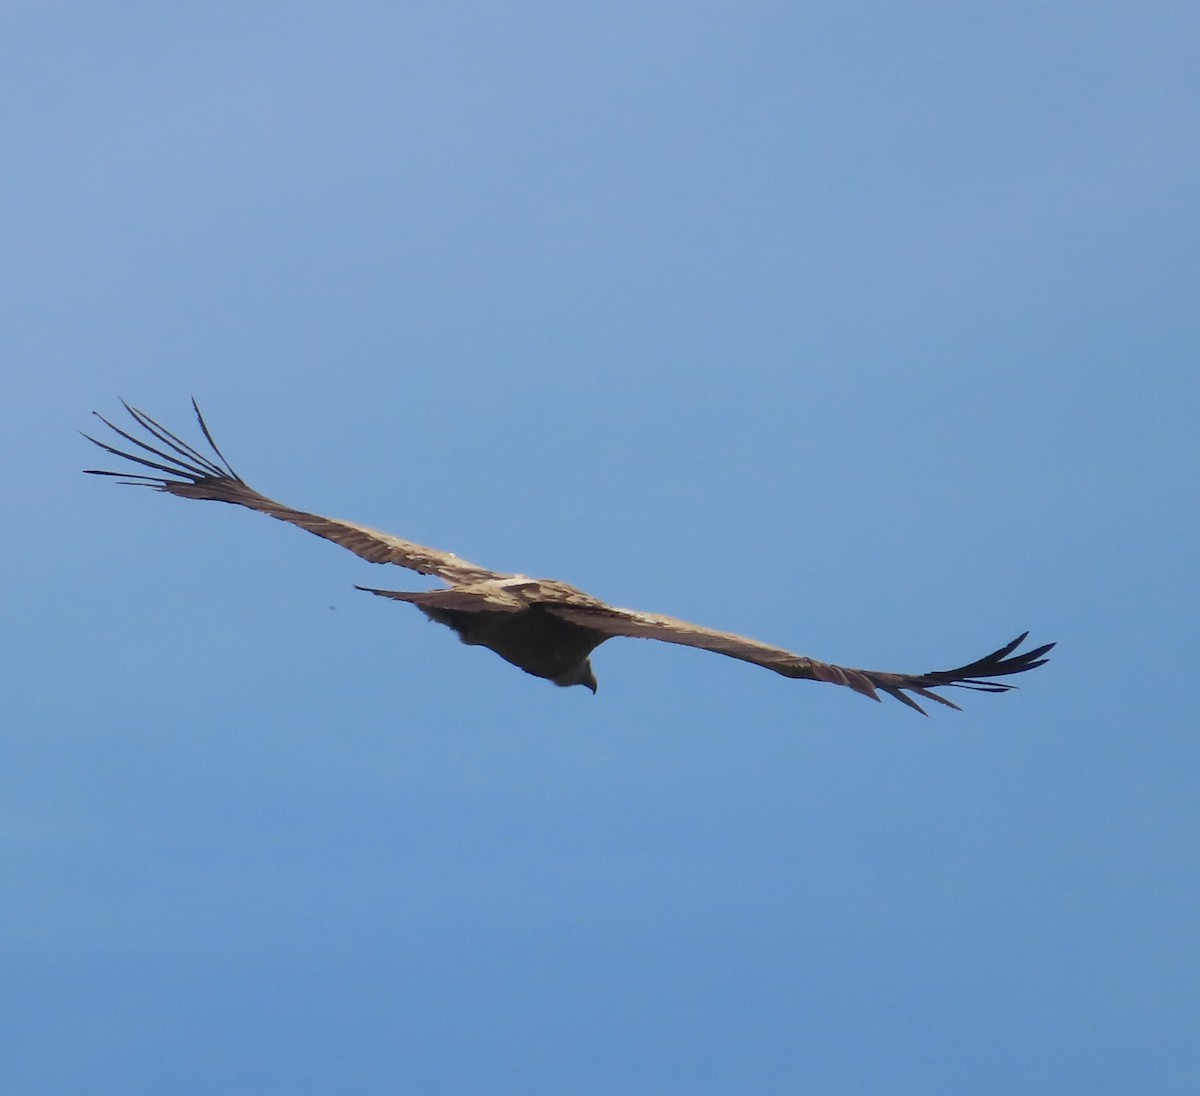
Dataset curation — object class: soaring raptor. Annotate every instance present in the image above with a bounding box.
[84,401,1052,713]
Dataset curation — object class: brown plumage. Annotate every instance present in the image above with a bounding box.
[83,400,1053,713]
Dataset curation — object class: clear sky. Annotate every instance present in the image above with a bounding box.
[3,3,1197,1093]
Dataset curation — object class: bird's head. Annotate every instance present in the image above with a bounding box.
[552,659,598,693]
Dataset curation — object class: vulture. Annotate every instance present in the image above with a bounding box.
[83,401,1053,713]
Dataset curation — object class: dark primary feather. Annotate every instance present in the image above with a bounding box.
[83,399,237,485]
[84,400,1054,712]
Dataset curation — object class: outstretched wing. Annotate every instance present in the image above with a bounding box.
[83,400,500,585]
[544,601,1053,714]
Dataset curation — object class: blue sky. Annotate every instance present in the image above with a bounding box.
[3,2,1197,1092]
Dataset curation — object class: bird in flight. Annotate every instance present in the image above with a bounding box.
[83,401,1052,713]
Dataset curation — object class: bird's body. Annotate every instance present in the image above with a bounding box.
[84,401,1053,713]
[359,578,608,690]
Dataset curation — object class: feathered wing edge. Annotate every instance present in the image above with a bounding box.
[545,602,1053,714]
[837,631,1055,714]
[82,400,498,583]
[83,398,242,487]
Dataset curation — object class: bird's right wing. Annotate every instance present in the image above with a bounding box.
[83,401,500,585]
[545,599,1053,714]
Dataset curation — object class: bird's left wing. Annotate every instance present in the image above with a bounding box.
[544,600,1053,713]
[83,401,500,584]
